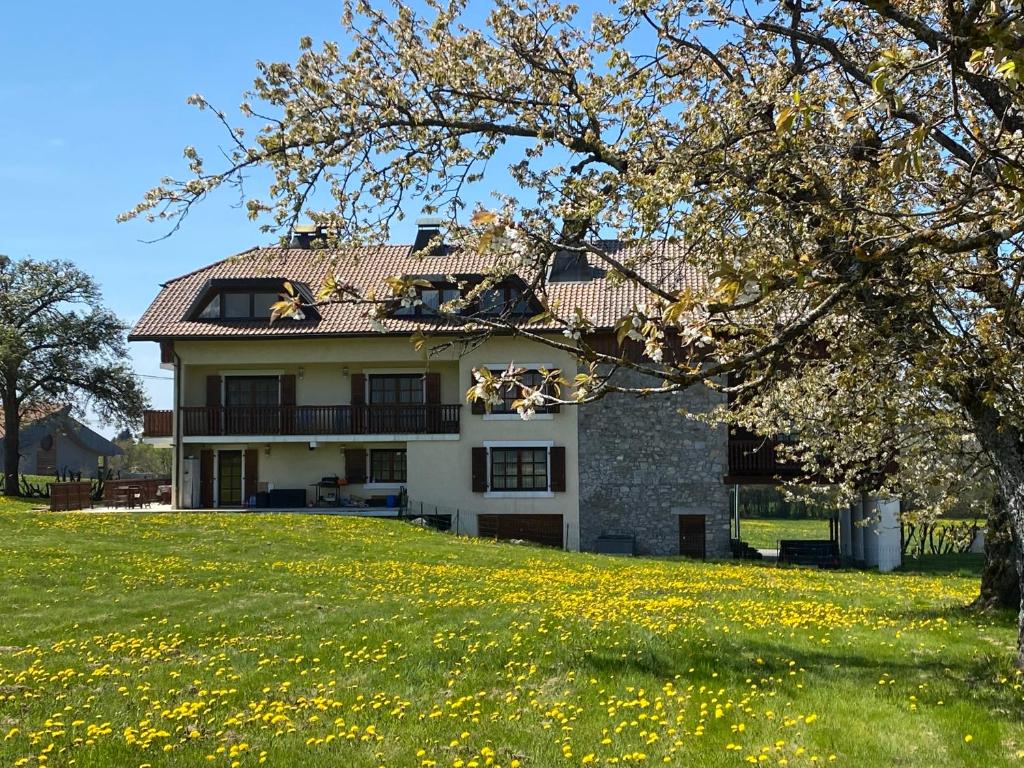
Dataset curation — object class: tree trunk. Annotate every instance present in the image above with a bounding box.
[968,399,1024,666]
[976,488,1020,610]
[2,400,19,497]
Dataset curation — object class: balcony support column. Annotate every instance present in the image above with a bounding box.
[733,484,741,540]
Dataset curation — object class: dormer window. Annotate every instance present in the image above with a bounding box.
[394,284,462,317]
[187,278,318,323]
[388,277,537,319]
[198,294,221,319]
[480,285,530,315]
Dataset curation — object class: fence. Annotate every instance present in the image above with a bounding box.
[901,519,982,557]
[403,498,461,533]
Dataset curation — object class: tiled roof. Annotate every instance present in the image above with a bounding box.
[129,241,703,340]
[0,404,65,438]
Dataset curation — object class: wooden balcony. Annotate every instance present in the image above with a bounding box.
[725,438,803,484]
[143,410,174,438]
[164,404,463,437]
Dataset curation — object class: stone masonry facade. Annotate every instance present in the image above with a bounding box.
[577,369,731,558]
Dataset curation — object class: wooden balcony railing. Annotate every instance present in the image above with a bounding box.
[143,410,174,438]
[727,438,802,480]
[175,404,462,437]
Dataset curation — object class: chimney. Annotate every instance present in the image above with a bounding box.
[413,217,445,255]
[548,249,601,283]
[289,224,321,249]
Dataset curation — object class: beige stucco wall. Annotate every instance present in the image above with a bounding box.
[412,336,580,548]
[173,335,580,549]
[178,336,464,408]
[182,441,408,506]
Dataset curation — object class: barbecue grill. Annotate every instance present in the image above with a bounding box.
[312,475,341,506]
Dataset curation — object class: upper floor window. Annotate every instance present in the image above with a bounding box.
[493,369,551,414]
[368,374,424,404]
[225,376,279,407]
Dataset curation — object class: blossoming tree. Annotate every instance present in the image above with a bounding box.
[123,0,1024,661]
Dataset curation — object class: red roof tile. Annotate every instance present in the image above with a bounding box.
[129,242,703,340]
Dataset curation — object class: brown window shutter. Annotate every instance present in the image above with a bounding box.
[550,446,566,492]
[425,372,441,404]
[279,374,297,435]
[469,372,485,414]
[280,374,296,406]
[545,381,561,413]
[344,447,367,484]
[350,373,366,434]
[200,449,214,508]
[206,375,221,406]
[350,373,366,405]
[472,447,487,492]
[243,449,259,502]
[159,340,174,365]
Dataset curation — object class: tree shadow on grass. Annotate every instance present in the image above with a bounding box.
[578,630,1024,721]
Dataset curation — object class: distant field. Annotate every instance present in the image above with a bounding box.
[741,517,832,549]
[742,516,982,552]
[0,511,1018,767]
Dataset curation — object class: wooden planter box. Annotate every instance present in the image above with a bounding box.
[50,482,93,511]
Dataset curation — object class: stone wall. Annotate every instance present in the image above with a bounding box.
[577,369,731,557]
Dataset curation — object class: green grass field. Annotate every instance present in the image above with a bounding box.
[0,512,1020,767]
[0,496,46,514]
[740,518,832,549]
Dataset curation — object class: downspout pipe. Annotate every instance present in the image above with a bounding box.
[173,349,182,509]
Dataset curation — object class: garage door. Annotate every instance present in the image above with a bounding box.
[478,514,564,548]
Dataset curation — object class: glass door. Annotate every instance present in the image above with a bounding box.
[224,376,279,434]
[218,451,243,506]
[368,375,424,432]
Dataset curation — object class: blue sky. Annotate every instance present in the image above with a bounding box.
[0,1,416,427]
[1,1,614,433]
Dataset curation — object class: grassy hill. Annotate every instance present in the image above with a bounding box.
[0,512,1020,767]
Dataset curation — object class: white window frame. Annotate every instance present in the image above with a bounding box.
[482,440,554,498]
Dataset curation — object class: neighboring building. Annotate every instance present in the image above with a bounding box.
[129,221,739,557]
[0,406,122,477]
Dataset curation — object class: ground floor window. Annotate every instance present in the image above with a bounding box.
[490,447,548,491]
[370,448,407,483]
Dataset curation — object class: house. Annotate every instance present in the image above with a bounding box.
[130,222,904,566]
[0,405,122,477]
[130,219,737,557]
[130,222,905,567]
